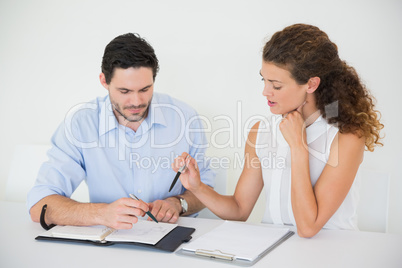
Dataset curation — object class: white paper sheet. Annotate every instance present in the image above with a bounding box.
[106,220,177,245]
[181,221,290,261]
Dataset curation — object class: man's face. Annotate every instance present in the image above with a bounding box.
[102,67,154,124]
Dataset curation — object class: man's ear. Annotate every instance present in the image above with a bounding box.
[99,73,109,90]
[306,77,320,94]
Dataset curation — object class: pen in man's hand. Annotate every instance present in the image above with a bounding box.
[129,193,158,223]
[169,155,190,192]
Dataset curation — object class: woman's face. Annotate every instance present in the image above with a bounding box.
[260,61,308,115]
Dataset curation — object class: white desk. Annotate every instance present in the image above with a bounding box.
[1,201,401,268]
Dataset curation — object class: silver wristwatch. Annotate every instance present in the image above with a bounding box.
[173,196,188,215]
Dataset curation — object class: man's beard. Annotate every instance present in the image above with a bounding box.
[113,100,151,123]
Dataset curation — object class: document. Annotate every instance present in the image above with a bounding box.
[181,221,293,262]
[42,220,177,245]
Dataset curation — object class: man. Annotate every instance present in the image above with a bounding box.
[28,33,215,229]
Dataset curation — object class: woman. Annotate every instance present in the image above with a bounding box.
[173,24,383,237]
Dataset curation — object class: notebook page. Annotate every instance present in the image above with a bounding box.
[182,221,290,261]
[106,220,177,245]
[49,225,113,240]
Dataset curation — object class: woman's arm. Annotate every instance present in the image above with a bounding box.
[281,112,365,237]
[292,132,364,237]
[175,122,264,221]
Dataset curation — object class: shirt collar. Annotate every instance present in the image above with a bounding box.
[99,94,167,137]
[99,96,118,137]
[306,115,327,144]
[145,93,168,128]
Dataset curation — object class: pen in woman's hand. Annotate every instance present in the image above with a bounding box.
[169,154,190,192]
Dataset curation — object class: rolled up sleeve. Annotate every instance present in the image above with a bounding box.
[27,120,86,212]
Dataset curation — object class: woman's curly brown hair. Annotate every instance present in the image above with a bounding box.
[263,24,383,151]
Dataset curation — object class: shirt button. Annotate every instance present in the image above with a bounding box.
[137,189,142,193]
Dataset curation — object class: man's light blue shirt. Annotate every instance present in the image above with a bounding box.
[27,93,215,210]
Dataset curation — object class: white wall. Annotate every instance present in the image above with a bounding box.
[1,0,401,233]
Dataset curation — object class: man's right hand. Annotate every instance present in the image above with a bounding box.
[101,197,149,229]
[30,195,149,230]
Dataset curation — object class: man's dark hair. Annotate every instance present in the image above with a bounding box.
[101,33,159,84]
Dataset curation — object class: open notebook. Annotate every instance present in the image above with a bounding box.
[42,220,176,244]
[36,220,195,252]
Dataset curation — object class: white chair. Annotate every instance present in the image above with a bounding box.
[197,166,227,219]
[5,144,89,203]
[356,168,390,233]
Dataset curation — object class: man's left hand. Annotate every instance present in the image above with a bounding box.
[147,198,181,223]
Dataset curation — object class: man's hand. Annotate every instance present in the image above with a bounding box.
[148,198,181,223]
[101,198,149,229]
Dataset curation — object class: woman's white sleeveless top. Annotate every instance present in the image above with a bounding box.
[255,115,359,230]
